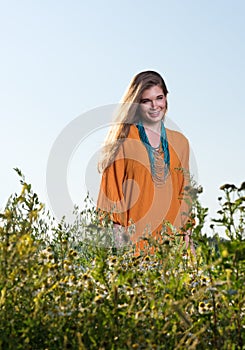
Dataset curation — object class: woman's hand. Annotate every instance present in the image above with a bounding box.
[184,230,196,255]
[113,224,129,248]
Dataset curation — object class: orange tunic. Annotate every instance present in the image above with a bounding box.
[97,125,190,250]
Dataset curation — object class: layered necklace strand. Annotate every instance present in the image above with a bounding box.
[136,121,170,185]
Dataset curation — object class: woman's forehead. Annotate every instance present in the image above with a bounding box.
[141,85,164,98]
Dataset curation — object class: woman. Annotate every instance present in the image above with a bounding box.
[97,70,191,252]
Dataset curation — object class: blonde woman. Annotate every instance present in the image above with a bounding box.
[97,71,191,253]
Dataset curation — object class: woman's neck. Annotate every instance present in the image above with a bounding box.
[143,122,162,148]
[142,120,162,134]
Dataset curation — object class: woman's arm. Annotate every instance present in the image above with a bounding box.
[97,145,128,227]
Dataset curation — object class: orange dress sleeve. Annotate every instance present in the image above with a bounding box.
[97,145,128,226]
[177,136,192,227]
[165,130,191,229]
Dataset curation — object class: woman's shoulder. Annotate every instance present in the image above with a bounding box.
[166,128,189,155]
[128,124,140,139]
[166,128,189,144]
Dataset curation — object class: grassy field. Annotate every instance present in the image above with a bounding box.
[0,169,244,349]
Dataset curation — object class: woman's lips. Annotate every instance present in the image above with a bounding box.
[149,111,160,117]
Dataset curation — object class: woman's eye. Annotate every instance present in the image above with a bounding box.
[157,96,163,100]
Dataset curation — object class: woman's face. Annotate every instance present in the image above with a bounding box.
[139,85,167,127]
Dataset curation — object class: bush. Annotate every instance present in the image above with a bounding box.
[0,169,244,349]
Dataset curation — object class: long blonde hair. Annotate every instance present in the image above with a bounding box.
[98,70,169,172]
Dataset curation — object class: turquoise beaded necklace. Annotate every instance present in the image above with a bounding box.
[136,120,170,184]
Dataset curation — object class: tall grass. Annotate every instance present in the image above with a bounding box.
[0,169,244,349]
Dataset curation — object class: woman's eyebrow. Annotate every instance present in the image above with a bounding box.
[140,98,151,102]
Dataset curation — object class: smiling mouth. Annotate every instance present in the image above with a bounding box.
[149,111,160,117]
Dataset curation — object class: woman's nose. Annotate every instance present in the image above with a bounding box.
[151,100,157,108]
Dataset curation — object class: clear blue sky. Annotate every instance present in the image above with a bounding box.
[1,0,244,234]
